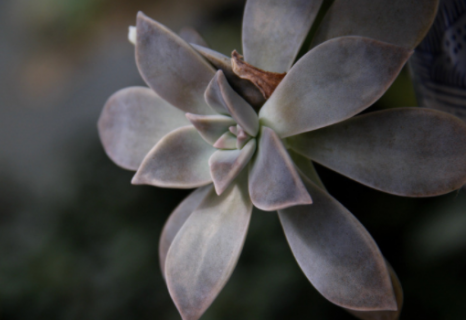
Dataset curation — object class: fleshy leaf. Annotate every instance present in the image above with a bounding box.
[166,173,252,320]
[209,139,256,195]
[288,108,466,197]
[178,27,209,47]
[213,132,237,150]
[192,44,265,109]
[278,175,396,311]
[289,150,325,190]
[136,12,215,115]
[236,125,251,150]
[242,0,324,73]
[312,0,439,49]
[346,262,403,320]
[205,70,259,136]
[185,113,236,145]
[98,87,190,171]
[259,36,412,138]
[159,185,213,277]
[132,126,215,188]
[249,127,312,211]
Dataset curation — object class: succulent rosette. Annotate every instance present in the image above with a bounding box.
[98,0,466,319]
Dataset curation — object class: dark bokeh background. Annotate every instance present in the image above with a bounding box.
[0,0,465,319]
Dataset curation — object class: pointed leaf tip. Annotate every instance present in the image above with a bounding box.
[136,13,215,115]
[205,70,259,136]
[279,175,397,311]
[209,139,256,195]
[185,113,236,145]
[249,127,312,211]
[132,126,215,188]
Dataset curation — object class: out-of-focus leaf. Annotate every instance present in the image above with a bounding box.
[288,108,466,197]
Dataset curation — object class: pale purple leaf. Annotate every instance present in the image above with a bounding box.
[312,0,439,49]
[209,139,256,195]
[192,44,265,109]
[98,87,189,170]
[242,0,324,73]
[166,173,252,320]
[132,126,215,188]
[205,70,259,136]
[259,36,411,138]
[159,185,213,277]
[185,113,236,144]
[288,108,466,197]
[249,127,312,211]
[136,12,215,115]
[179,27,209,47]
[346,262,403,320]
[278,175,396,311]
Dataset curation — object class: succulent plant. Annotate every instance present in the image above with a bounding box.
[97,1,466,319]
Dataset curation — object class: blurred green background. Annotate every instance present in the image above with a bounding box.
[0,0,465,319]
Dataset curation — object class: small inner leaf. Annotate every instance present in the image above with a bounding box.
[209,139,256,195]
[213,132,237,150]
[231,50,286,99]
[186,113,236,145]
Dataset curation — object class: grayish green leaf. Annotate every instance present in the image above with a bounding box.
[213,132,238,150]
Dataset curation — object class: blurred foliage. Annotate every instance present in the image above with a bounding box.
[1,0,466,319]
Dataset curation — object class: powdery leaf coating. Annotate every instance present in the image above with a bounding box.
[209,139,256,195]
[159,185,213,277]
[249,127,312,211]
[98,87,190,171]
[278,175,397,311]
[213,132,237,150]
[165,173,252,320]
[205,70,259,136]
[185,113,236,145]
[136,12,215,115]
[132,126,215,188]
[346,262,403,320]
[192,44,265,109]
[259,36,412,138]
[178,27,209,47]
[289,150,325,190]
[312,0,439,50]
[242,0,324,73]
[288,108,466,197]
